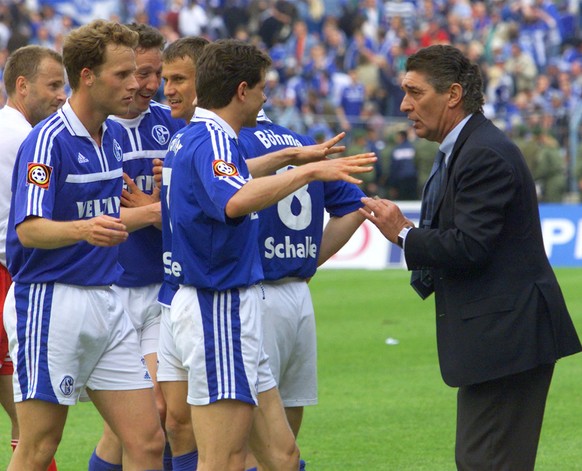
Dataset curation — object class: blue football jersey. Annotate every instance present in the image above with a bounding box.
[111,101,184,287]
[158,123,190,307]
[168,108,263,291]
[7,101,126,286]
[238,113,365,280]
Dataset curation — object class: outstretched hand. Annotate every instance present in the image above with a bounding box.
[287,132,347,166]
[307,152,377,185]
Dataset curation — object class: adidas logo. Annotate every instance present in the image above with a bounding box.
[77,153,89,164]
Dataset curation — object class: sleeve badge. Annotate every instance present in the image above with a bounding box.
[213,159,239,177]
[27,163,53,189]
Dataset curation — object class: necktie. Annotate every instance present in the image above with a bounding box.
[410,150,446,299]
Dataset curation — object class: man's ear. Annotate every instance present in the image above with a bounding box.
[80,67,94,87]
[237,81,248,101]
[15,75,28,96]
[449,83,463,108]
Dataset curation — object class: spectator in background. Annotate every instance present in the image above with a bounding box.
[335,67,366,134]
[284,19,319,68]
[178,0,208,37]
[418,18,450,48]
[345,127,378,195]
[384,0,417,32]
[531,127,567,202]
[505,41,538,93]
[388,129,418,200]
[258,0,297,49]
[365,124,389,196]
[413,133,440,197]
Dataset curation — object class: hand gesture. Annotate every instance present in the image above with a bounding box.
[359,197,414,244]
[288,132,347,165]
[307,152,377,185]
[121,173,160,208]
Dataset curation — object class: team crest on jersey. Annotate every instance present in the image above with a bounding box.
[27,163,52,189]
[59,375,75,396]
[113,139,123,162]
[213,160,239,177]
[152,125,170,145]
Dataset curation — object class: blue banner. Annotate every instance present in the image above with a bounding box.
[538,204,582,267]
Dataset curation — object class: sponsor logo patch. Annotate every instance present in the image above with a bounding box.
[213,160,239,177]
[27,163,52,189]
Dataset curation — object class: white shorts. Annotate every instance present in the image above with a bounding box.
[112,283,162,356]
[262,279,317,407]
[169,284,276,406]
[157,304,188,383]
[3,282,151,406]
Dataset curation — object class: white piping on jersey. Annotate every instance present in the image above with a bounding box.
[204,120,247,189]
[125,126,143,151]
[65,168,123,184]
[92,141,110,174]
[123,149,168,161]
[213,290,237,400]
[28,115,66,217]
[206,120,231,163]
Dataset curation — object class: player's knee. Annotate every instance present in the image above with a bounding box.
[16,436,60,468]
[255,440,300,471]
[279,441,300,468]
[123,424,165,461]
[165,410,195,450]
[155,397,167,426]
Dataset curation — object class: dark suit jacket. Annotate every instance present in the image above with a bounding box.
[405,113,581,387]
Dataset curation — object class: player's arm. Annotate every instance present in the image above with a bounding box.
[317,210,366,267]
[120,203,162,232]
[120,173,162,230]
[226,153,376,218]
[16,215,128,249]
[247,133,347,177]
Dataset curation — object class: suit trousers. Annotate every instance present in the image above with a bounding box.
[455,363,555,471]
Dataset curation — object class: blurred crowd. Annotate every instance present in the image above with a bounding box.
[1,0,581,201]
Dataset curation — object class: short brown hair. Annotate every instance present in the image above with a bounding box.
[162,36,210,65]
[126,22,166,52]
[63,20,139,91]
[196,39,271,110]
[4,45,63,96]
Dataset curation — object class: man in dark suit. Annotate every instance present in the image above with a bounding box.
[360,45,581,470]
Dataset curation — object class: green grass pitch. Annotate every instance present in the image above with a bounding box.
[1,269,581,470]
